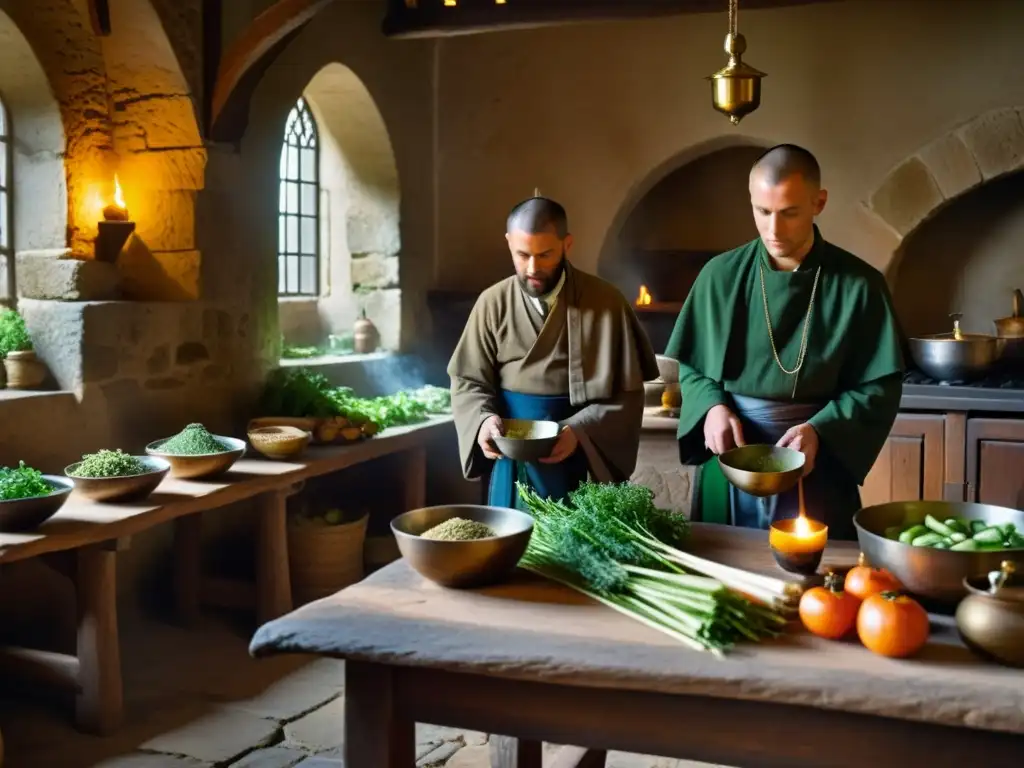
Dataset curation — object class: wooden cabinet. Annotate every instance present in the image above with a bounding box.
[860,413,948,506]
[966,418,1024,509]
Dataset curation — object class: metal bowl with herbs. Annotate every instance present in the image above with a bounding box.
[145,423,246,480]
[65,449,170,503]
[0,461,73,531]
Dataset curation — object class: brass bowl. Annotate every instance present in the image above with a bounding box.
[718,445,805,498]
[0,475,73,532]
[64,456,170,503]
[391,504,533,589]
[955,561,1024,668]
[854,500,1024,604]
[492,419,560,463]
[145,436,246,480]
[248,426,311,460]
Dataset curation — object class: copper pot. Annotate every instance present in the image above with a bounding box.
[956,560,1024,668]
[994,289,1024,369]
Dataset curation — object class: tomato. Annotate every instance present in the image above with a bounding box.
[844,552,902,601]
[799,571,861,640]
[857,591,930,658]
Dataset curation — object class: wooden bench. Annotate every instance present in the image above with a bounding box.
[0,416,452,735]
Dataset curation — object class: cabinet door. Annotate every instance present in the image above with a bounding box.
[860,414,945,507]
[967,418,1024,510]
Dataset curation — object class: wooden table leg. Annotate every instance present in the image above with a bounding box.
[403,445,427,512]
[256,489,293,626]
[75,544,123,735]
[345,661,414,767]
[173,515,202,626]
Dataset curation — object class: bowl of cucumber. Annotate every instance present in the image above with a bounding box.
[854,501,1024,604]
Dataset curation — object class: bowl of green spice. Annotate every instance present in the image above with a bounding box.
[391,504,533,588]
[718,444,806,498]
[0,461,74,532]
[65,449,171,503]
[492,418,561,463]
[145,423,246,480]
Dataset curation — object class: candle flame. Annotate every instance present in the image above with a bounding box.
[636,285,653,306]
[113,174,126,210]
[793,513,813,538]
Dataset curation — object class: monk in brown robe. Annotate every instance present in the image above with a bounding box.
[448,197,660,508]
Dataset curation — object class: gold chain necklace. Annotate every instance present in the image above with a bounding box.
[759,260,821,382]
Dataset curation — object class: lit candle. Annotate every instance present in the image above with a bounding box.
[769,479,829,575]
[102,174,129,222]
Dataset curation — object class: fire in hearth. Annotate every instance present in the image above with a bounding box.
[636,285,653,306]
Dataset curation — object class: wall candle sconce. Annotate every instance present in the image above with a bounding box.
[95,174,135,262]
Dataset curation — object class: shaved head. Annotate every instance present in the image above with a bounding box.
[750,144,821,188]
[505,196,573,298]
[506,197,569,238]
[748,144,827,268]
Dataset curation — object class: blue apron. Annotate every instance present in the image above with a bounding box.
[487,390,588,510]
[725,394,861,541]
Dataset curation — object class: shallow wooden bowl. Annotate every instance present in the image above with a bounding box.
[0,475,73,532]
[65,456,171,503]
[248,426,311,460]
[145,436,246,480]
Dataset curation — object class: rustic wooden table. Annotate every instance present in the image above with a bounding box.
[0,416,451,735]
[250,524,1024,768]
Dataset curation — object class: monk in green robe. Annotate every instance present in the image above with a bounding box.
[664,145,905,540]
[448,197,660,508]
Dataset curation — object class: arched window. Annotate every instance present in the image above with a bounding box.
[278,97,320,297]
[0,94,12,300]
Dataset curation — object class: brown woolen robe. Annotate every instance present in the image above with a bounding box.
[447,261,660,485]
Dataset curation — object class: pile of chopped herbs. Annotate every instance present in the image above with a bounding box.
[69,449,148,478]
[517,481,793,656]
[0,462,54,501]
[258,367,451,429]
[159,423,231,455]
[421,518,496,541]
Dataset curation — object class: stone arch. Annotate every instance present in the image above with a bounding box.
[866,107,1024,278]
[596,134,768,276]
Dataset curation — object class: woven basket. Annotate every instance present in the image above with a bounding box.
[287,513,368,605]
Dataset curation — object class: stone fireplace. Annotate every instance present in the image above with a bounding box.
[598,144,764,353]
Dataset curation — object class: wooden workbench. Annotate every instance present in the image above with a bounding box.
[0,415,452,735]
[250,524,1024,768]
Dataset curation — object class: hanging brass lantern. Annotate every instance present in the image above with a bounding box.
[706,0,766,125]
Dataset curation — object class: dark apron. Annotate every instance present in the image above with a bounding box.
[701,394,861,541]
[487,390,588,510]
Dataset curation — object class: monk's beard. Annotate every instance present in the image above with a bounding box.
[519,260,565,298]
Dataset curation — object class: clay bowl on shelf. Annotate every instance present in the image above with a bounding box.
[247,426,311,460]
[854,500,1024,605]
[0,475,74,532]
[145,436,246,480]
[391,504,534,589]
[718,445,805,498]
[492,419,560,463]
[64,456,171,503]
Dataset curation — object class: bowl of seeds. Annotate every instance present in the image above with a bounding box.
[0,461,74,532]
[492,419,561,463]
[145,423,246,480]
[247,425,311,460]
[65,449,171,503]
[390,504,534,588]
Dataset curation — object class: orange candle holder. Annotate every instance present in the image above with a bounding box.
[769,516,828,576]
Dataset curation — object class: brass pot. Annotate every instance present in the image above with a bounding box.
[908,314,1005,382]
[955,560,1024,668]
[353,310,380,354]
[993,288,1024,369]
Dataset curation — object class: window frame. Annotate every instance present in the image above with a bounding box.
[0,94,13,302]
[277,97,321,298]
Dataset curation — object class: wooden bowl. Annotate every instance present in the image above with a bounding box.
[492,419,560,463]
[64,456,170,503]
[391,504,534,588]
[145,436,246,480]
[0,475,73,532]
[248,426,311,460]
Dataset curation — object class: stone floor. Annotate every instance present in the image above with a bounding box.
[0,608,722,768]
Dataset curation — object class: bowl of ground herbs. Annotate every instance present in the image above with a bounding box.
[145,423,246,480]
[65,449,171,503]
[391,504,533,588]
[0,461,74,532]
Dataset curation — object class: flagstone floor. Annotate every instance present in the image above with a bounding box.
[0,609,723,768]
